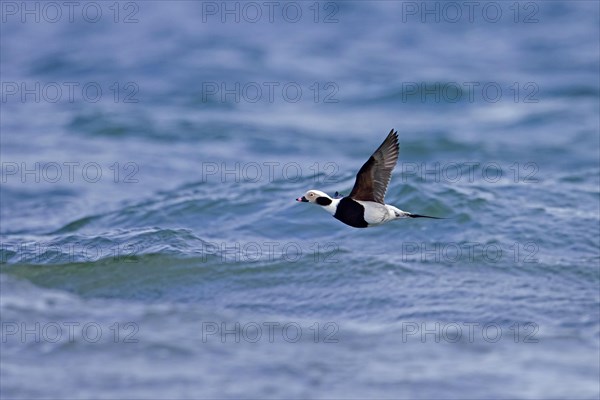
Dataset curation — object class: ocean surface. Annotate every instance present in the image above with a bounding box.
[1,1,599,399]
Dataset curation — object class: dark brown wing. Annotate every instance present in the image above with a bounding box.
[348,129,399,204]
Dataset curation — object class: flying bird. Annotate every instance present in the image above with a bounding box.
[296,129,441,228]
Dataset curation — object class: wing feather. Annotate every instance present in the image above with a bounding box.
[348,129,399,204]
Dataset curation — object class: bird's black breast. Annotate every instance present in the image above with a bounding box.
[334,197,368,228]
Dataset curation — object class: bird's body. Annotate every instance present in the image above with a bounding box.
[300,191,409,228]
[296,129,441,228]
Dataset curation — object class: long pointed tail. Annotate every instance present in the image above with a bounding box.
[407,213,444,219]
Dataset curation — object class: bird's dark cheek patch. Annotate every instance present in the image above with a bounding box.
[316,197,333,206]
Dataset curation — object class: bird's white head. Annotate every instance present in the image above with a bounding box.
[296,190,338,213]
[296,189,331,204]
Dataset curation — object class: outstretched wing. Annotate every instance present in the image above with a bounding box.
[348,129,399,204]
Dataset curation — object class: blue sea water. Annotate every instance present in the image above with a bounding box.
[1,1,599,398]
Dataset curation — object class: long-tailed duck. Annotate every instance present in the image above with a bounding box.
[296,129,441,228]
